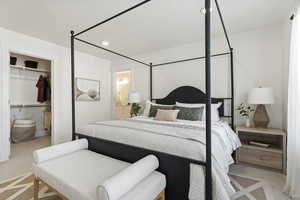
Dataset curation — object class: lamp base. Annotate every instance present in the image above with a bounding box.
[253,104,270,128]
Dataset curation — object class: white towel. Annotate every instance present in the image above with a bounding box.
[33,139,88,164]
[97,155,159,200]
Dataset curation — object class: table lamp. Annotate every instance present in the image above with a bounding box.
[248,87,274,128]
[128,92,141,117]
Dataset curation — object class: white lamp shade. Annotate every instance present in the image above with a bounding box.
[248,87,275,105]
[128,92,141,103]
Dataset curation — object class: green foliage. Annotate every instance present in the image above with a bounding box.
[130,103,142,116]
[236,103,255,118]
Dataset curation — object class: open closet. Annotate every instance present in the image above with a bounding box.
[9,52,52,158]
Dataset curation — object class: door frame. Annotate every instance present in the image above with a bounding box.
[0,47,56,162]
[112,69,132,119]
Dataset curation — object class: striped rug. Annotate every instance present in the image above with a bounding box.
[0,172,273,200]
[230,173,274,200]
[0,173,60,200]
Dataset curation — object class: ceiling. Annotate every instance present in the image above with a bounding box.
[0,0,293,60]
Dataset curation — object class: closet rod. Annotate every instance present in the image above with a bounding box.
[10,104,51,108]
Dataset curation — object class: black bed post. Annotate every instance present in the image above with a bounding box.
[230,48,235,130]
[205,0,212,199]
[150,63,153,101]
[71,31,76,140]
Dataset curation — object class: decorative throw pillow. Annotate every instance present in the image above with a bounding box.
[175,106,204,121]
[143,101,174,116]
[149,105,175,117]
[176,102,222,122]
[155,109,179,121]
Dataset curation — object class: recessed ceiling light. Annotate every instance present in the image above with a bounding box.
[201,8,212,14]
[102,41,109,46]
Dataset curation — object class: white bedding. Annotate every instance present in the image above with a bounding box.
[77,117,241,200]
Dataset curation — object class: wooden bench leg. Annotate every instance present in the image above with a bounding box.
[34,177,39,200]
[35,177,69,200]
[155,190,165,200]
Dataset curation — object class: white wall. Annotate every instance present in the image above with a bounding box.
[74,51,111,128]
[112,23,289,129]
[0,27,111,161]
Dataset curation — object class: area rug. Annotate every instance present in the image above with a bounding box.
[230,173,274,200]
[0,173,61,200]
[1,172,274,200]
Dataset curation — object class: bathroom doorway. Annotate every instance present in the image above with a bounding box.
[115,71,132,119]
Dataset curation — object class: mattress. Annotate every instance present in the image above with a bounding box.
[77,117,241,200]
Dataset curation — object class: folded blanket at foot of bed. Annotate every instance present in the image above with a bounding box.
[33,139,166,200]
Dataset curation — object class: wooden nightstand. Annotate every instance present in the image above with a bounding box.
[236,126,287,173]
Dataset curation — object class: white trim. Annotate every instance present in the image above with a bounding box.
[0,46,57,161]
[111,68,133,119]
[0,41,10,161]
[0,40,3,161]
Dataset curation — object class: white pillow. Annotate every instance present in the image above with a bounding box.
[175,102,222,122]
[203,102,222,122]
[176,102,203,108]
[142,100,174,116]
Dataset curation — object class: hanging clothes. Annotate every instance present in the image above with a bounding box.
[44,76,51,101]
[36,75,51,103]
[36,75,46,103]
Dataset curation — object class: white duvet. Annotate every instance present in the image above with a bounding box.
[77,117,241,200]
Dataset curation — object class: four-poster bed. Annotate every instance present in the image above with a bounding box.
[70,0,235,200]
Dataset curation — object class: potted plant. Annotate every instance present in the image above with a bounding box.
[128,92,141,117]
[237,103,255,127]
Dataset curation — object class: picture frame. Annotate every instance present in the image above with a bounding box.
[75,77,100,101]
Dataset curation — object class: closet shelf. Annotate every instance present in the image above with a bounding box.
[10,65,50,74]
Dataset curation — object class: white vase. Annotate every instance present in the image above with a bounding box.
[245,118,251,128]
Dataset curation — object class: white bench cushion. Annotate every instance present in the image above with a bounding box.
[33,139,88,164]
[34,150,166,200]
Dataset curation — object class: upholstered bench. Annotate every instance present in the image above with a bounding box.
[33,139,166,200]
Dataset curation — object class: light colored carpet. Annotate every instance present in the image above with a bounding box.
[0,136,51,182]
[0,173,60,200]
[230,173,274,200]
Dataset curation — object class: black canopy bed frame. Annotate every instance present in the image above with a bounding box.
[70,0,233,200]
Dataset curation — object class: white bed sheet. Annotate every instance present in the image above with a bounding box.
[77,117,241,200]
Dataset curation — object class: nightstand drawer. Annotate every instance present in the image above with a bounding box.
[238,146,283,170]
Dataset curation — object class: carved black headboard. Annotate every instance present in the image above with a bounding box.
[153,86,226,117]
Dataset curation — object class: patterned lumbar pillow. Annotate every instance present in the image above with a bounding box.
[175,106,204,121]
[155,109,180,122]
[149,105,175,117]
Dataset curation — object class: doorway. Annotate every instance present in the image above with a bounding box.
[115,71,132,119]
[9,52,52,160]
